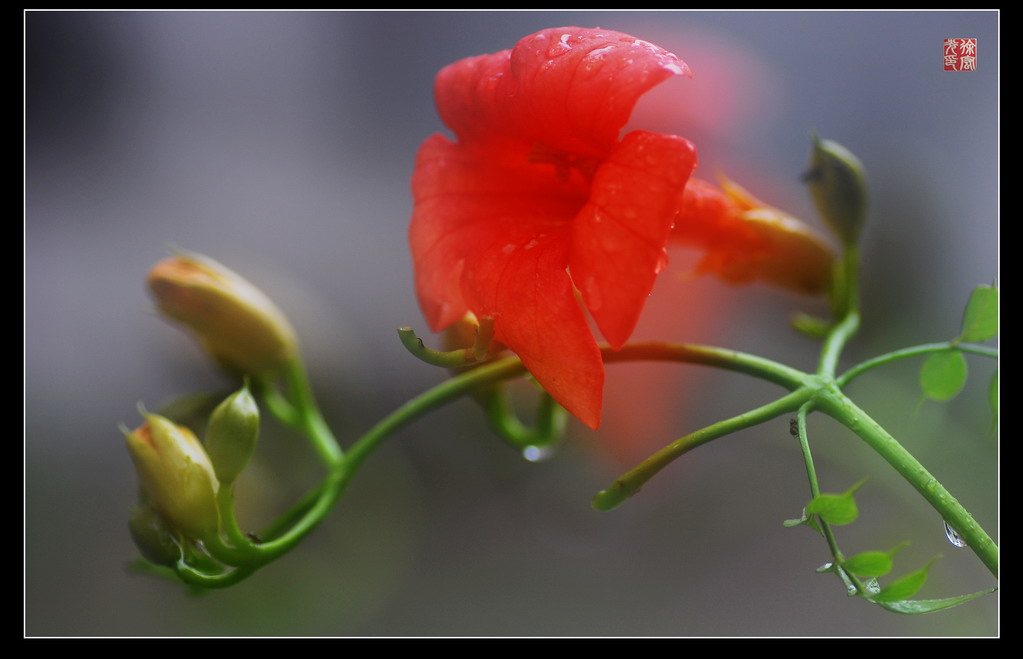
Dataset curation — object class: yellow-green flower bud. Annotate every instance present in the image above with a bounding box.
[205,385,260,484]
[804,135,869,246]
[129,504,183,567]
[148,251,298,376]
[124,413,220,539]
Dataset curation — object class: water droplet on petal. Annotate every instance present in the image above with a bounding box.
[654,249,670,274]
[944,520,968,548]
[546,33,574,58]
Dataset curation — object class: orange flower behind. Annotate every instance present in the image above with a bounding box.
[673,176,834,296]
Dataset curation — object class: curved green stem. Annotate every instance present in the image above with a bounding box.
[794,403,869,596]
[242,342,806,568]
[813,383,998,576]
[244,356,532,562]
[216,486,258,551]
[593,387,815,511]
[397,326,475,367]
[483,387,567,450]
[818,246,861,377]
[258,377,300,427]
[838,342,998,387]
[174,561,256,589]
[282,358,344,467]
[601,342,808,391]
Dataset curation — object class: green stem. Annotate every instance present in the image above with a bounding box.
[258,377,300,427]
[483,388,567,450]
[602,342,807,390]
[795,403,821,499]
[813,383,998,576]
[838,342,998,387]
[593,388,815,511]
[202,529,256,567]
[397,326,475,367]
[245,356,532,562]
[282,358,344,467]
[216,486,258,551]
[259,483,325,541]
[795,403,868,596]
[818,246,861,377]
[244,342,804,566]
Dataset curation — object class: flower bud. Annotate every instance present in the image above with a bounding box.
[205,385,259,484]
[129,504,182,567]
[148,251,298,375]
[804,135,869,246]
[124,412,220,539]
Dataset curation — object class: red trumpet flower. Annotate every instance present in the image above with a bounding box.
[409,27,832,429]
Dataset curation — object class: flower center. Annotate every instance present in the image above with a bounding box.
[526,143,600,182]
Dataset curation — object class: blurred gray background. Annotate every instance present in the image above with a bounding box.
[26,11,997,636]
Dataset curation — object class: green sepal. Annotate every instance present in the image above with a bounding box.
[919,350,968,401]
[805,478,866,526]
[128,505,184,568]
[870,557,938,603]
[783,508,824,536]
[959,284,998,342]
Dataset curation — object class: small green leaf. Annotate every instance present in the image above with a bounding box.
[806,479,866,526]
[960,284,998,342]
[872,557,938,603]
[874,588,996,615]
[843,551,893,578]
[919,350,968,401]
[842,542,908,578]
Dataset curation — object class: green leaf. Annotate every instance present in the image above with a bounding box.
[843,551,893,578]
[806,479,866,526]
[874,588,996,615]
[960,284,998,342]
[919,350,968,401]
[842,542,908,578]
[871,557,938,602]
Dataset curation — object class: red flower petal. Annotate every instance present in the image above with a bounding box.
[435,27,691,158]
[461,221,604,429]
[570,130,697,348]
[410,135,588,331]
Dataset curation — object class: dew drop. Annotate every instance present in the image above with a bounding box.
[546,33,574,58]
[522,445,554,462]
[586,45,615,60]
[654,249,670,274]
[944,520,968,548]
